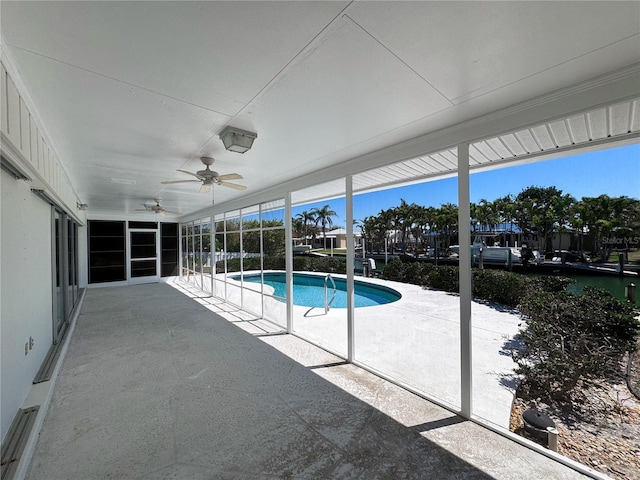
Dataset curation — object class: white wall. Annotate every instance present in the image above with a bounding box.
[78,224,88,288]
[1,169,53,442]
[1,61,86,224]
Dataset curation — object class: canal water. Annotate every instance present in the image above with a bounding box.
[550,273,637,303]
[370,255,638,303]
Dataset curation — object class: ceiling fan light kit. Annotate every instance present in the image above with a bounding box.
[200,178,213,193]
[219,126,257,154]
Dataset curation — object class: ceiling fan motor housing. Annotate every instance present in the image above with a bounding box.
[196,168,219,179]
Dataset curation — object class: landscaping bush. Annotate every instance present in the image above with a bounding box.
[426,265,459,293]
[381,259,433,284]
[293,256,310,271]
[472,269,530,307]
[308,256,347,274]
[263,255,286,271]
[381,259,407,282]
[514,287,640,402]
[242,256,262,271]
[382,259,575,308]
[292,255,346,274]
[528,274,574,293]
[221,259,240,272]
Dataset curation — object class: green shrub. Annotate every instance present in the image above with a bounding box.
[383,260,575,309]
[529,274,574,293]
[426,266,459,292]
[514,287,640,402]
[243,256,262,270]
[222,258,241,272]
[381,259,407,282]
[470,269,572,308]
[308,256,346,274]
[471,269,529,307]
[406,262,434,285]
[381,259,433,284]
[291,255,346,274]
[293,256,310,271]
[263,255,286,270]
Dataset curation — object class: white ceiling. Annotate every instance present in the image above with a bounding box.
[1,1,639,218]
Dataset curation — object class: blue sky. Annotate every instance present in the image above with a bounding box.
[293,143,640,226]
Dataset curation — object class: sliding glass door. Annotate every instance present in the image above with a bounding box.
[52,210,66,342]
[51,209,80,343]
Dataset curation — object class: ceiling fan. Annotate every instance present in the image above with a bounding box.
[161,156,246,193]
[135,198,180,217]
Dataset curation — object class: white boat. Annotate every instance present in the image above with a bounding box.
[451,236,542,266]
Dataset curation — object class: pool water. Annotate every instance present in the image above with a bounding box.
[237,272,401,308]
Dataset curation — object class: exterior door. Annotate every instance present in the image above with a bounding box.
[128,229,159,284]
[52,210,66,342]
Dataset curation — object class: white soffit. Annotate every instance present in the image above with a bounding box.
[291,178,346,207]
[353,98,640,194]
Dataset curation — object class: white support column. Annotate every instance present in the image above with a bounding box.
[209,215,214,294]
[239,212,244,309]
[346,176,355,362]
[285,193,293,334]
[457,143,473,419]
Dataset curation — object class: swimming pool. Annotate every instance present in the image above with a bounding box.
[235,272,401,308]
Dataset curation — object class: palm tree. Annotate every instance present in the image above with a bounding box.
[295,210,316,245]
[311,205,337,250]
[377,208,395,251]
[475,198,499,234]
[395,199,421,250]
[360,215,385,253]
[411,205,429,253]
[552,193,576,251]
[580,195,612,258]
[435,203,458,248]
[422,206,437,253]
[291,216,304,240]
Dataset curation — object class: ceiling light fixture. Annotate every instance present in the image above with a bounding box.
[219,126,257,154]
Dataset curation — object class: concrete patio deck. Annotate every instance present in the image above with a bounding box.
[25,281,592,479]
[225,272,522,428]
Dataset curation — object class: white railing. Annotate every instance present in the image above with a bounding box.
[324,274,337,314]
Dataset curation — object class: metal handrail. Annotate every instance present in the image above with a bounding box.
[324,274,337,313]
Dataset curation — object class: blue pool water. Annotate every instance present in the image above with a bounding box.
[235,272,401,308]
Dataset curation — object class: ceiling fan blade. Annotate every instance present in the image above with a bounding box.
[176,169,203,179]
[162,210,181,215]
[217,173,243,181]
[219,181,247,191]
[199,183,211,193]
[161,179,200,184]
[134,208,149,212]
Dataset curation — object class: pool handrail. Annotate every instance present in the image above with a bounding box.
[324,274,337,313]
